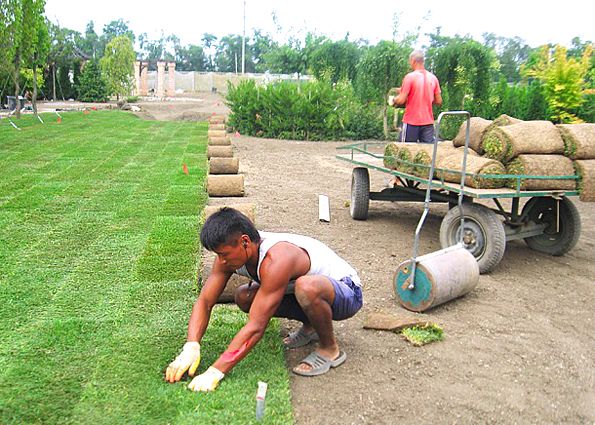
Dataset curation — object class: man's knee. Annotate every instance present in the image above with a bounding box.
[234,283,257,313]
[294,275,330,305]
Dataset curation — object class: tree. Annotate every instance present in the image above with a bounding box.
[308,38,362,83]
[176,44,207,71]
[2,0,42,118]
[427,35,496,117]
[483,33,531,83]
[522,44,593,123]
[354,40,412,136]
[100,35,135,100]
[77,59,108,102]
[25,1,50,115]
[98,19,135,60]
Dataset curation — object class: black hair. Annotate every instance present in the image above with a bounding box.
[200,207,260,251]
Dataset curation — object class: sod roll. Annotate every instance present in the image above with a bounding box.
[383,142,436,174]
[204,203,255,223]
[557,123,595,160]
[209,123,226,131]
[482,121,564,163]
[209,115,226,124]
[209,157,240,174]
[208,129,227,138]
[207,174,245,197]
[573,160,595,202]
[491,114,523,127]
[411,143,463,178]
[453,117,492,154]
[207,145,233,158]
[506,154,576,190]
[436,152,506,189]
[208,136,231,146]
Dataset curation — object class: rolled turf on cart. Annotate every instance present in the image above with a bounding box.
[573,159,595,202]
[383,142,433,174]
[506,154,576,190]
[453,117,492,154]
[482,121,565,163]
[412,144,470,178]
[557,123,595,160]
[436,153,506,189]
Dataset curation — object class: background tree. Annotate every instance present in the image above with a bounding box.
[76,59,108,102]
[100,35,135,100]
[522,43,593,123]
[308,37,362,83]
[25,1,50,115]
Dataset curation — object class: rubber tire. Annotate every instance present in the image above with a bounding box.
[522,197,581,256]
[440,203,506,274]
[350,167,370,220]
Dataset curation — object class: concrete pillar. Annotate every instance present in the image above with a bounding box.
[167,62,176,96]
[157,61,166,98]
[134,61,141,95]
[140,61,149,96]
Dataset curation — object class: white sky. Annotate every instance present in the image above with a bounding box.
[44,0,594,48]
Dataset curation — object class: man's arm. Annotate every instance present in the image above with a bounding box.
[187,258,233,343]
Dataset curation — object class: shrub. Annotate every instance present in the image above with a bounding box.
[226,79,383,141]
[77,60,108,102]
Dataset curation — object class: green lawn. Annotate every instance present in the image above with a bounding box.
[0,111,293,425]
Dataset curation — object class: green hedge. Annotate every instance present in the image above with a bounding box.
[226,79,383,141]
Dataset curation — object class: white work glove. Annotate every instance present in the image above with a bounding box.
[165,341,201,383]
[188,366,225,392]
[387,95,395,106]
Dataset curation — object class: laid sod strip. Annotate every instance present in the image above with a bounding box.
[0,111,292,425]
[401,323,444,346]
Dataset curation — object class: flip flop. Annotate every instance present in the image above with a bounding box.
[292,351,347,377]
[284,328,319,349]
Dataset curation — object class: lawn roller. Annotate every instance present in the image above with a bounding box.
[394,111,479,312]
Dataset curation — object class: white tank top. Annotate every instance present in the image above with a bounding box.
[235,231,361,287]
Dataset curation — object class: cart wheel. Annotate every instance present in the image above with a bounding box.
[440,203,506,274]
[522,197,581,256]
[350,167,370,220]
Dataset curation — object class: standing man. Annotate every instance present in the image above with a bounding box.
[392,50,442,143]
[165,207,363,392]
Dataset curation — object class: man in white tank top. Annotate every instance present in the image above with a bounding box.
[165,207,363,391]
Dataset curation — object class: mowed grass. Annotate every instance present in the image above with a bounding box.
[0,111,293,425]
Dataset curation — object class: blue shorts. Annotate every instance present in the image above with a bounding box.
[401,123,435,143]
[277,276,363,322]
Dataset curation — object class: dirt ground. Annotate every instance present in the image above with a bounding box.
[147,95,594,424]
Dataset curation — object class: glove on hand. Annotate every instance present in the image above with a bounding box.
[188,366,225,392]
[165,341,201,383]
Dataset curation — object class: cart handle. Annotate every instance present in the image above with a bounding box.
[407,111,471,290]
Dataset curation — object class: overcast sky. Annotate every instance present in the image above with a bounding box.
[44,0,594,49]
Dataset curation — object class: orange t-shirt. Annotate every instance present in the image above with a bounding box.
[401,70,441,126]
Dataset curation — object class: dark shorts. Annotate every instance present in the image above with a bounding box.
[277,276,363,322]
[401,123,435,143]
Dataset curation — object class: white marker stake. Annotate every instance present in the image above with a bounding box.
[255,381,267,421]
[318,195,330,222]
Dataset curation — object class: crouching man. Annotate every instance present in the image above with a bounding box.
[165,207,362,391]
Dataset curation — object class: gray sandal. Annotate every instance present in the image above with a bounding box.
[292,351,347,376]
[284,328,319,349]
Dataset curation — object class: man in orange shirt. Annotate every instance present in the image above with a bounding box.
[392,50,442,143]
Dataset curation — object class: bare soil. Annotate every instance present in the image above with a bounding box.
[150,96,595,424]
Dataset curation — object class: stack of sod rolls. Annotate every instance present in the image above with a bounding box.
[558,123,595,201]
[383,141,452,175]
[206,115,245,197]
